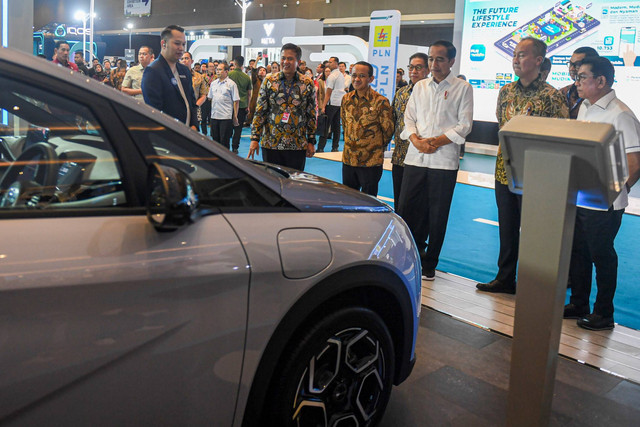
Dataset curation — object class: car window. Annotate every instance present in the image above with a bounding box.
[0,77,126,210]
[120,109,291,211]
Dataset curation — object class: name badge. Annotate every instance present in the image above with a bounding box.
[281,112,291,123]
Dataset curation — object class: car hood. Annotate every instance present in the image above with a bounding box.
[250,161,392,213]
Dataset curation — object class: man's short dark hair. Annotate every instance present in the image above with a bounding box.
[74,51,83,57]
[430,40,457,60]
[397,68,404,75]
[581,56,615,88]
[234,55,245,67]
[161,25,184,43]
[139,45,154,56]
[521,37,547,59]
[55,40,70,50]
[409,52,429,66]
[339,61,346,66]
[281,43,302,61]
[182,51,192,60]
[330,56,340,64]
[218,62,230,72]
[354,61,374,77]
[574,46,599,58]
[249,59,255,64]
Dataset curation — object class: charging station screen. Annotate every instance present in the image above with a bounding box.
[459,0,640,122]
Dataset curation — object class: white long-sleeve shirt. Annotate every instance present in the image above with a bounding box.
[577,89,640,210]
[400,72,474,170]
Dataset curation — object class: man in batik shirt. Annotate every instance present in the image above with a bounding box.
[341,61,394,196]
[248,43,316,171]
[559,46,599,119]
[476,37,568,294]
[392,52,429,210]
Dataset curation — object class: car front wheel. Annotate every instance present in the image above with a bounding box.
[268,307,395,427]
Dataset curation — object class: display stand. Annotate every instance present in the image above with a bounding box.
[498,116,627,427]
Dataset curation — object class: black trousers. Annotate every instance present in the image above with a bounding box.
[262,148,307,171]
[211,119,234,150]
[494,180,522,284]
[231,108,248,152]
[318,104,341,151]
[200,99,211,135]
[397,165,458,271]
[569,207,623,318]
[342,164,383,196]
[392,164,404,211]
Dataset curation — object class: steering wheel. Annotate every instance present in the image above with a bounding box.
[0,142,59,207]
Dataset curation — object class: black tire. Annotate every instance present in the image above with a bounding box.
[266,307,395,427]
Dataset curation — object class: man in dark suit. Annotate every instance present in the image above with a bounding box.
[142,25,198,129]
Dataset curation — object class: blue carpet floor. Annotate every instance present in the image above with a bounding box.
[230,130,639,330]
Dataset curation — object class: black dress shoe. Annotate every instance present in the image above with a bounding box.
[563,303,590,319]
[422,269,435,281]
[476,279,516,294]
[577,313,614,331]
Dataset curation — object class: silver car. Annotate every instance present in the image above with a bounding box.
[0,48,420,426]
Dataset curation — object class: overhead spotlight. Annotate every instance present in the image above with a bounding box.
[260,3,263,6]
[326,0,331,3]
[283,3,288,7]
[296,1,300,4]
[190,31,195,36]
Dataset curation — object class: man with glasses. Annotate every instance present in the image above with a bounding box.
[560,46,599,119]
[476,37,568,294]
[340,61,394,196]
[564,56,640,330]
[397,41,473,281]
[391,53,429,210]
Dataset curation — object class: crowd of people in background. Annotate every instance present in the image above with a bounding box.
[48,27,640,332]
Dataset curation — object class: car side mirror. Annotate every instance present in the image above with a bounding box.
[146,163,199,231]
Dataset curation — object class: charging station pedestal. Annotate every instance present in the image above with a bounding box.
[499,116,628,427]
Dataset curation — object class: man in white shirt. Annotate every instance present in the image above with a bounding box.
[122,46,154,100]
[564,56,640,330]
[319,56,346,152]
[208,62,240,150]
[398,40,474,281]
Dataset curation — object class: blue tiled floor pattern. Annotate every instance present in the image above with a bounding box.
[224,129,639,330]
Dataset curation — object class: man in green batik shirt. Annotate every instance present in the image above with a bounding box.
[229,55,253,154]
[477,37,568,295]
[392,52,429,210]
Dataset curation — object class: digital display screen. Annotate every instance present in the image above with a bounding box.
[459,0,640,122]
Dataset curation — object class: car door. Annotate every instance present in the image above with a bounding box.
[0,72,249,426]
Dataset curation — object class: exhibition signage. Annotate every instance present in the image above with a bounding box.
[459,0,640,121]
[367,10,401,103]
[125,0,151,17]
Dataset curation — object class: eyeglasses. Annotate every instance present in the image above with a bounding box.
[575,73,596,82]
[567,60,583,69]
[407,65,425,71]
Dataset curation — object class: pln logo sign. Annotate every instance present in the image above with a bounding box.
[374,26,392,47]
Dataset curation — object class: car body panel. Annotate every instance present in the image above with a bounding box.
[225,212,421,426]
[0,215,249,425]
[0,46,420,426]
